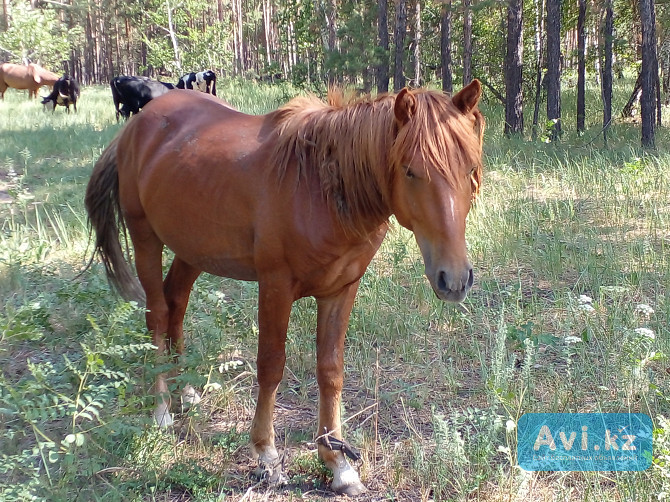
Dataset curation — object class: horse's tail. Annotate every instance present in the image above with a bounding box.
[84,138,145,302]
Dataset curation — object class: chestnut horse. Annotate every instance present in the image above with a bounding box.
[84,82,485,495]
[0,63,60,99]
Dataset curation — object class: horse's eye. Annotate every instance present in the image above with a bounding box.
[405,167,416,179]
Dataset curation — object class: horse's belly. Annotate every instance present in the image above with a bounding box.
[191,256,258,281]
[158,227,258,281]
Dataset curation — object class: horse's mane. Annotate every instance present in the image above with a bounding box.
[270,88,484,236]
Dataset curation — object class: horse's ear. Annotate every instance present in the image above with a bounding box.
[394,88,417,125]
[452,79,482,115]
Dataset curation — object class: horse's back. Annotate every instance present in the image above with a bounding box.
[119,90,270,187]
[115,90,274,280]
[0,63,56,90]
[0,63,29,87]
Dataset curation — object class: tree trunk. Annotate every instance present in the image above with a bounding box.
[322,0,338,85]
[463,0,473,85]
[531,0,544,140]
[1,0,8,31]
[413,0,421,86]
[622,72,642,118]
[504,0,523,136]
[602,0,613,145]
[546,0,562,141]
[165,0,182,74]
[394,0,407,91]
[640,0,657,147]
[577,0,586,133]
[656,61,662,126]
[440,0,453,93]
[233,0,244,75]
[262,0,272,68]
[479,77,505,104]
[377,0,390,92]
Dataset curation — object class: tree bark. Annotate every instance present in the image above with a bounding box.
[602,0,613,144]
[440,0,453,93]
[1,0,8,31]
[322,0,338,85]
[463,0,473,85]
[504,0,523,136]
[622,72,642,118]
[577,0,586,133]
[165,0,182,74]
[531,0,544,140]
[413,0,421,86]
[262,0,272,68]
[479,76,505,104]
[377,0,390,93]
[394,0,407,91]
[640,0,657,147]
[545,0,562,141]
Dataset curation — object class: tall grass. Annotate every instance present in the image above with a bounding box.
[0,77,669,501]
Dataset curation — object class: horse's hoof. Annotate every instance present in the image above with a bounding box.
[328,454,366,496]
[332,479,367,496]
[153,403,174,427]
[181,384,201,407]
[254,458,287,486]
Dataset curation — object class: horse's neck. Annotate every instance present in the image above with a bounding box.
[271,98,397,237]
[319,104,397,235]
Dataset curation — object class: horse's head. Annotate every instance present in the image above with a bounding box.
[389,81,484,303]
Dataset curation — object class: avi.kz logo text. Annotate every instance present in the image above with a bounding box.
[517,413,652,471]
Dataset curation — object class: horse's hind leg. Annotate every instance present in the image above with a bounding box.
[125,215,173,426]
[163,258,201,409]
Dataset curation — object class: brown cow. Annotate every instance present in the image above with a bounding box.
[0,63,60,100]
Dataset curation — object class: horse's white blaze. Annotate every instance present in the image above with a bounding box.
[449,194,457,223]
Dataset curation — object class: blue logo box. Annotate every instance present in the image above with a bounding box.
[518,413,652,471]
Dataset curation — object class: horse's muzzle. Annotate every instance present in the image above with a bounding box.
[433,265,474,303]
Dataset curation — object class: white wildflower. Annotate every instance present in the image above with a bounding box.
[204,382,222,393]
[506,419,516,433]
[219,359,244,372]
[564,335,582,344]
[635,304,655,316]
[634,328,655,340]
[578,295,593,304]
[579,303,596,313]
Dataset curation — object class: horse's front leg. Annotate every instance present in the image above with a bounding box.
[316,281,367,496]
[250,279,294,483]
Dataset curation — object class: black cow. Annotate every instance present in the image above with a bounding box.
[41,75,80,113]
[110,75,175,121]
[176,70,217,96]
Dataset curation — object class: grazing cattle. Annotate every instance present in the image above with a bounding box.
[110,75,175,121]
[0,62,60,99]
[41,75,80,113]
[176,70,217,96]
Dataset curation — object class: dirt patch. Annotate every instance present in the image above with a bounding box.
[0,171,12,203]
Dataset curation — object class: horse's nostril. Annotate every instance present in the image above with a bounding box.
[467,267,474,289]
[437,270,447,291]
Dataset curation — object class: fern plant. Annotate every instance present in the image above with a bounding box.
[0,301,155,500]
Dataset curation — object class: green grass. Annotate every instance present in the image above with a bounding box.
[1,76,670,501]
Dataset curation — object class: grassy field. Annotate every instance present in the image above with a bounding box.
[1,77,670,501]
